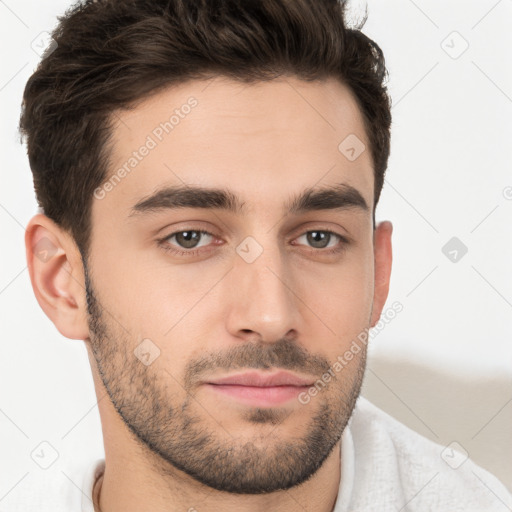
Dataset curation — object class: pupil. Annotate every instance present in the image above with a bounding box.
[177,231,199,248]
[308,231,329,249]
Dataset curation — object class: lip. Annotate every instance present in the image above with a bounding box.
[205,370,315,387]
[203,371,314,407]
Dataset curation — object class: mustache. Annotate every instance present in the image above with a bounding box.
[183,337,332,390]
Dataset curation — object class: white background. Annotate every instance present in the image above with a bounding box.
[1,0,511,505]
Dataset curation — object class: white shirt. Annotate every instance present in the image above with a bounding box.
[10,397,512,511]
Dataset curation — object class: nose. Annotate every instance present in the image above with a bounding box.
[224,238,300,344]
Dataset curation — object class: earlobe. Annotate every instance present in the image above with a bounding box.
[25,214,90,341]
[370,220,393,328]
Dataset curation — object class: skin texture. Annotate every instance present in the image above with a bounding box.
[25,75,392,512]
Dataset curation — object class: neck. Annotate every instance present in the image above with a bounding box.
[95,440,342,512]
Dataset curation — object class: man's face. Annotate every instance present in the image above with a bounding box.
[85,75,380,493]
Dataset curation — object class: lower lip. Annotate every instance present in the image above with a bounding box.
[205,384,310,407]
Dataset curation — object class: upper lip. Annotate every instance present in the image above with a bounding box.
[205,370,314,387]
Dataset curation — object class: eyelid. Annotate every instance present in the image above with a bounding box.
[158,224,350,257]
[293,228,347,243]
[159,229,218,250]
[159,224,349,244]
[290,223,351,241]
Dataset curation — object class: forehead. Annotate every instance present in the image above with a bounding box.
[97,75,374,222]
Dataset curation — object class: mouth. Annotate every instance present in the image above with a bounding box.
[203,370,314,407]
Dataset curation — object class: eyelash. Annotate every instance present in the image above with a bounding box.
[157,228,350,258]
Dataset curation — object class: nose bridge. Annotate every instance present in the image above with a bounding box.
[226,231,298,340]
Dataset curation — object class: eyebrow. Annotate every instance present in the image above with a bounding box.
[128,182,370,218]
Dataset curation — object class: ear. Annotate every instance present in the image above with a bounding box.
[370,220,393,328]
[25,213,90,340]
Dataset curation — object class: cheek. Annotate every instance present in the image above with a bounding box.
[90,229,374,367]
[90,240,197,331]
[100,262,220,371]
[304,283,373,365]
[302,253,374,327]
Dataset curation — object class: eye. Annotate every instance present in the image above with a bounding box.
[157,227,349,258]
[158,229,216,257]
[292,229,349,255]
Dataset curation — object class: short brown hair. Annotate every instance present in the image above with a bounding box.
[19,0,392,262]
